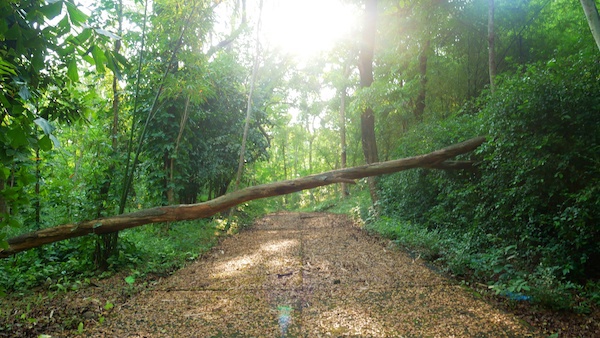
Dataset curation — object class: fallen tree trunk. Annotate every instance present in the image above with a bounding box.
[1,137,485,258]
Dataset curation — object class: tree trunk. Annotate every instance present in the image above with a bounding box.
[488,0,496,92]
[119,0,197,214]
[281,136,288,205]
[0,137,485,258]
[414,39,430,121]
[359,0,380,205]
[339,62,349,198]
[580,0,600,51]
[0,178,5,216]
[234,0,262,193]
[94,0,122,270]
[34,148,41,229]
[168,95,191,205]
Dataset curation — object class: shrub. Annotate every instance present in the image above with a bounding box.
[376,49,600,307]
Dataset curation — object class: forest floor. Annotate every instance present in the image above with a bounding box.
[3,212,598,337]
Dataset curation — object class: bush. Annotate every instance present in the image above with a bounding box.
[0,219,219,294]
[376,49,600,308]
[475,51,600,280]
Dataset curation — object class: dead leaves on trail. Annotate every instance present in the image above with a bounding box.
[82,212,539,337]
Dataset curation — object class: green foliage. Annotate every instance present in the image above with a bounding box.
[0,237,97,292]
[367,217,443,261]
[107,220,219,276]
[476,51,600,280]
[376,50,600,310]
[0,219,219,294]
[0,0,126,247]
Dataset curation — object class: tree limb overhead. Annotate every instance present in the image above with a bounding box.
[0,137,485,258]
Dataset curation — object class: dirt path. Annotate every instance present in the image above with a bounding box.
[85,212,539,337]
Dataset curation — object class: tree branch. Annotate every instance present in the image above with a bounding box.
[0,137,485,258]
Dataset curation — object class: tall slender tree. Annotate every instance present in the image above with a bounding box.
[339,61,350,198]
[359,0,379,204]
[94,0,123,270]
[414,39,430,121]
[488,0,496,92]
[580,0,600,51]
[234,0,263,194]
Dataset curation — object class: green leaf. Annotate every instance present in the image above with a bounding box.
[112,52,129,67]
[6,125,28,147]
[0,167,9,180]
[38,135,52,151]
[31,53,44,72]
[8,217,20,229]
[0,58,17,76]
[103,301,114,311]
[57,45,75,57]
[0,94,11,109]
[124,275,135,285]
[81,54,94,65]
[95,28,120,40]
[73,28,92,45]
[56,15,71,35]
[39,1,63,20]
[49,134,60,148]
[5,22,21,40]
[67,59,79,82]
[65,2,88,26]
[33,117,55,135]
[0,17,8,36]
[18,85,31,100]
[104,50,121,80]
[91,46,106,73]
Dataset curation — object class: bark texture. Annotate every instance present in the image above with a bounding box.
[0,137,485,258]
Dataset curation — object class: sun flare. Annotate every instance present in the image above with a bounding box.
[262,0,359,60]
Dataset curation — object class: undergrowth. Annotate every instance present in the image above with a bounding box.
[0,219,220,295]
[330,186,600,314]
[349,51,600,313]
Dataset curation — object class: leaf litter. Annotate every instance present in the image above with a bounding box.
[17,212,600,336]
[77,212,540,337]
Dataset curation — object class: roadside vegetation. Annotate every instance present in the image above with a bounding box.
[335,51,600,319]
[1,0,599,336]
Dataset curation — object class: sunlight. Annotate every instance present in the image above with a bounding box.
[262,0,359,60]
[316,306,386,336]
[212,239,299,278]
[212,253,260,278]
[261,239,296,253]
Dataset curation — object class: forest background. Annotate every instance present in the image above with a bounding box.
[1,0,599,324]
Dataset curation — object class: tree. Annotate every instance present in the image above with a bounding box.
[233,0,263,195]
[339,61,351,198]
[0,0,123,248]
[358,0,380,204]
[580,0,600,51]
[488,0,496,92]
[1,137,484,257]
[93,0,124,270]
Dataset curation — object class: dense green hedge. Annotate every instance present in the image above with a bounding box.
[377,50,599,308]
